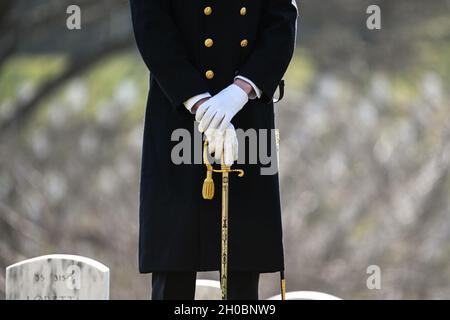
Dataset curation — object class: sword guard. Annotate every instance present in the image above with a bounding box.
[214,168,244,177]
[202,140,244,200]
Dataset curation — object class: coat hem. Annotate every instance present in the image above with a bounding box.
[139,265,285,274]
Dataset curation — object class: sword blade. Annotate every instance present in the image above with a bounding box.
[221,170,229,300]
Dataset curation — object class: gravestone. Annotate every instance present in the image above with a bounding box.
[267,291,342,300]
[195,279,221,300]
[6,254,109,300]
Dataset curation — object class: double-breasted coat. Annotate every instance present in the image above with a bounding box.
[130,0,298,273]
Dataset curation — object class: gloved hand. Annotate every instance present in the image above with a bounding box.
[196,84,248,133]
[205,123,239,166]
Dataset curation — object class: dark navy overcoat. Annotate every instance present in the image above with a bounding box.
[130,0,298,273]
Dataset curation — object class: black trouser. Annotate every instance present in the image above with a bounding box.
[151,271,260,300]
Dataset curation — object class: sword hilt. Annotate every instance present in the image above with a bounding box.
[202,140,244,200]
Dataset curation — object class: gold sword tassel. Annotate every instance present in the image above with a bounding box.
[202,140,215,200]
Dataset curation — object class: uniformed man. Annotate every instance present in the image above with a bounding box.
[130,0,298,300]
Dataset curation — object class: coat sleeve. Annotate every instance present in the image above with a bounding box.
[130,0,210,108]
[239,0,298,103]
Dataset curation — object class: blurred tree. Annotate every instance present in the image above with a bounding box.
[1,0,450,134]
[0,0,133,133]
[1,0,450,133]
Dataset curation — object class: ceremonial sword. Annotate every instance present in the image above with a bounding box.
[201,140,287,300]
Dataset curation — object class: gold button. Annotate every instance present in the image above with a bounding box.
[240,39,248,47]
[204,38,214,48]
[205,70,214,79]
[240,7,247,16]
[204,6,212,16]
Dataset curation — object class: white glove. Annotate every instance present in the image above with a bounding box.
[205,123,239,166]
[196,84,248,133]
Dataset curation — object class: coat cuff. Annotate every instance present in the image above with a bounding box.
[235,75,262,100]
[183,92,211,113]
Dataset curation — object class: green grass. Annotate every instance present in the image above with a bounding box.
[0,55,67,101]
[0,53,149,130]
[285,49,317,90]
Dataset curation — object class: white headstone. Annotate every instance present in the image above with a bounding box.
[5,254,109,300]
[267,291,342,300]
[195,279,221,300]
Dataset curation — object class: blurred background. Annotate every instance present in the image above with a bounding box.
[1,0,450,299]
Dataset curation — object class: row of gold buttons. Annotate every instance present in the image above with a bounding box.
[204,6,213,79]
[239,5,248,48]
[203,6,248,79]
